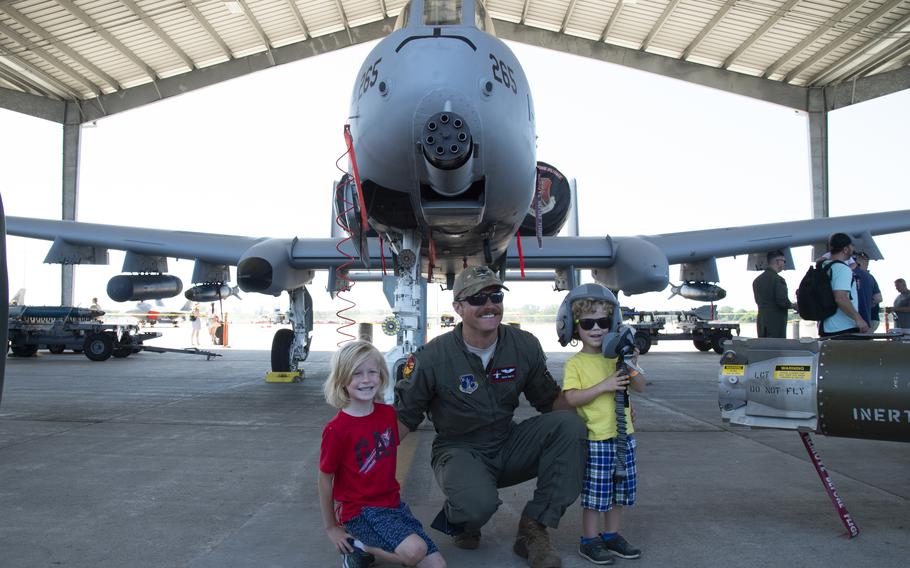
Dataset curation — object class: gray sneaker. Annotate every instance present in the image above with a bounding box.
[579,538,615,565]
[601,533,641,559]
[342,538,374,568]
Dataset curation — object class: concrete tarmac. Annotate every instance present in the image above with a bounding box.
[1,338,907,567]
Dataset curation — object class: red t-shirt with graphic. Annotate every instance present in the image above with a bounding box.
[319,402,401,523]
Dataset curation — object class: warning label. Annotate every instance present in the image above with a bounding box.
[773,364,812,380]
[722,364,745,376]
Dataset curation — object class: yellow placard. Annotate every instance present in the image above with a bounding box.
[773,364,811,380]
[722,364,745,376]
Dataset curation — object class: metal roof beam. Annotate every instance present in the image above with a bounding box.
[807,9,910,86]
[334,0,354,45]
[236,0,274,53]
[724,0,800,69]
[599,2,624,43]
[0,84,66,122]
[497,20,808,110]
[0,65,36,93]
[521,0,531,25]
[56,0,158,81]
[3,4,121,90]
[379,0,388,19]
[642,0,682,52]
[821,64,910,110]
[560,0,578,34]
[844,35,910,82]
[185,1,233,60]
[784,0,903,83]
[0,62,56,99]
[74,17,395,123]
[0,20,101,96]
[119,0,195,71]
[283,0,311,39]
[0,48,81,99]
[683,0,736,60]
[762,0,868,79]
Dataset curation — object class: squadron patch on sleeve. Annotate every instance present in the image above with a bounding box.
[402,353,416,380]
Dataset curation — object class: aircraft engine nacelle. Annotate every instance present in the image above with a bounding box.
[185,284,233,303]
[719,337,910,443]
[106,274,183,302]
[591,237,669,295]
[518,162,572,237]
[237,239,315,296]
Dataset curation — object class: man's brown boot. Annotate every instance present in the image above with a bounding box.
[452,528,481,550]
[513,514,562,568]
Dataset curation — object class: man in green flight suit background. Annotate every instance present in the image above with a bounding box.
[752,250,796,338]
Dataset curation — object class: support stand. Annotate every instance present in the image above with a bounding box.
[799,432,860,538]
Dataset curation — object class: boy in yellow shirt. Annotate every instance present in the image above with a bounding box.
[558,284,645,565]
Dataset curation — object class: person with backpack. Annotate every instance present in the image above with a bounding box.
[818,233,869,337]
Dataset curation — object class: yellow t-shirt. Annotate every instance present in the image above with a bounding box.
[562,351,634,441]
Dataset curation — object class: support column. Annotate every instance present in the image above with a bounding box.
[806,89,829,220]
[61,101,82,306]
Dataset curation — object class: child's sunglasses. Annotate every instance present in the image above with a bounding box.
[576,317,611,331]
[459,290,505,306]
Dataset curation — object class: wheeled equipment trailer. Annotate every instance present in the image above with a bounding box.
[7,305,159,362]
[622,307,740,355]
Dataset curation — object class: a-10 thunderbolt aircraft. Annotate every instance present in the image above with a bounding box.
[5,0,910,403]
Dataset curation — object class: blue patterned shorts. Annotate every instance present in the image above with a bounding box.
[581,437,637,511]
[343,501,439,555]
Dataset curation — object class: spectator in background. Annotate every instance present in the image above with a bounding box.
[852,252,882,331]
[752,250,795,338]
[190,304,202,346]
[893,278,910,332]
[90,297,102,311]
[208,314,222,345]
[819,233,868,337]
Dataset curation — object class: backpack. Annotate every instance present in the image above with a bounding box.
[796,260,845,321]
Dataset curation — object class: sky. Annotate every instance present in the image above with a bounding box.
[2,36,909,321]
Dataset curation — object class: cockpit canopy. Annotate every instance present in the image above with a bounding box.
[394,0,496,35]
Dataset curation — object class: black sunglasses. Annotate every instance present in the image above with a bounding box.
[459,290,505,306]
[577,317,611,331]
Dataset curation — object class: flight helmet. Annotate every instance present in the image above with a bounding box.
[556,283,623,347]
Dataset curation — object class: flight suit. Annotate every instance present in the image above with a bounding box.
[395,323,586,530]
[752,268,793,338]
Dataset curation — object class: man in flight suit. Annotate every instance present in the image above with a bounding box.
[395,266,586,568]
[752,250,796,338]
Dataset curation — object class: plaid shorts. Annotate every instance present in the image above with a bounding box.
[581,437,637,512]
[343,501,439,555]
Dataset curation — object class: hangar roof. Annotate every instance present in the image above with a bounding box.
[1,0,908,123]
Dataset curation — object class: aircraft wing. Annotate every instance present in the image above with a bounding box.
[5,216,362,296]
[6,216,266,266]
[504,209,910,294]
[640,210,910,265]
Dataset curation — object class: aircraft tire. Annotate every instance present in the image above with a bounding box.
[48,344,66,354]
[271,328,294,372]
[11,344,38,357]
[633,332,651,355]
[84,332,115,361]
[711,333,732,355]
[112,332,134,358]
[693,339,711,352]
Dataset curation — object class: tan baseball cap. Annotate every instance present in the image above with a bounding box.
[452,266,509,300]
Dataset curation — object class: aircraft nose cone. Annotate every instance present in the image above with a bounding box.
[422,111,472,170]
